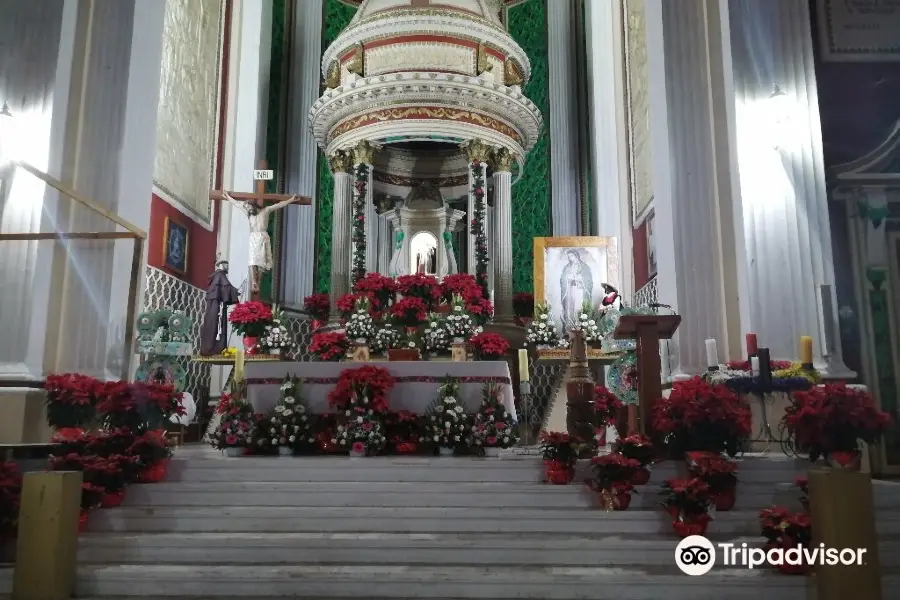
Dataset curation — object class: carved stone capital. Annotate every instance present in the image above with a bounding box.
[352,140,376,165]
[329,151,352,173]
[504,59,523,86]
[324,60,340,89]
[462,139,491,163]
[490,147,514,172]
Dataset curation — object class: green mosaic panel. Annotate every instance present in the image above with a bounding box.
[260,0,288,301]
[507,0,551,293]
[866,268,900,464]
[314,0,358,293]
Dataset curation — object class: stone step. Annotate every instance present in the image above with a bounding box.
[85,506,798,536]
[3,564,817,599]
[122,481,781,510]
[75,532,900,568]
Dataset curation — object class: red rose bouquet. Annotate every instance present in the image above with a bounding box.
[468,332,509,360]
[228,301,273,337]
[441,273,480,303]
[309,331,350,362]
[782,383,890,463]
[593,386,624,426]
[390,297,428,327]
[651,376,752,457]
[44,373,103,429]
[303,293,330,322]
[353,272,397,310]
[396,274,441,308]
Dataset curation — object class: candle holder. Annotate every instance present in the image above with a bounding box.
[519,380,533,446]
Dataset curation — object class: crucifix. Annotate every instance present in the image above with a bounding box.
[211,160,311,299]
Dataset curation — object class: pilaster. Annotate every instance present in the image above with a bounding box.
[491,148,514,321]
[328,152,352,318]
[728,0,852,375]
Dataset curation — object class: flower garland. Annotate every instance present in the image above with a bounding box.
[351,163,370,286]
[469,160,489,297]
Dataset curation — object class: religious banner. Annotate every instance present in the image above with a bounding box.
[153,0,225,225]
[817,0,900,61]
[622,0,655,222]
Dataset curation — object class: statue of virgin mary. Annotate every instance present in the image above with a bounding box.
[560,250,593,332]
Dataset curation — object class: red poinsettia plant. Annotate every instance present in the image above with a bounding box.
[614,433,655,468]
[96,381,184,432]
[353,272,397,310]
[384,410,423,453]
[303,293,330,322]
[44,373,104,428]
[309,331,350,362]
[782,383,890,463]
[336,293,369,321]
[126,429,172,467]
[589,452,640,492]
[686,451,737,494]
[760,506,811,548]
[464,293,494,326]
[390,297,428,327]
[441,273,480,303]
[513,292,534,321]
[652,377,752,457]
[228,301,273,337]
[395,274,442,308]
[468,332,509,360]
[0,461,22,539]
[593,386,624,426]
[328,365,395,415]
[540,431,578,465]
[659,477,712,520]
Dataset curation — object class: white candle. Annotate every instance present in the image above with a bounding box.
[705,339,718,368]
[518,349,530,382]
[659,339,670,380]
[750,356,760,374]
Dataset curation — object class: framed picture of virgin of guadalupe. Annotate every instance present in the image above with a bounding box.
[533,237,620,336]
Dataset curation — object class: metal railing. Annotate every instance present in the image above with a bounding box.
[0,161,146,381]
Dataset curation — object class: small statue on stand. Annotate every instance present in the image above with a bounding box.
[200,257,241,356]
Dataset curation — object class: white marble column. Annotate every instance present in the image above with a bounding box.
[328,152,352,318]
[728,0,852,375]
[463,140,490,279]
[645,0,744,375]
[377,215,392,275]
[282,0,323,305]
[492,149,514,321]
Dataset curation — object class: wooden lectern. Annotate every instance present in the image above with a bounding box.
[613,314,681,435]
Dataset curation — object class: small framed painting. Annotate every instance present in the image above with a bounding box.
[533,236,620,336]
[162,217,189,274]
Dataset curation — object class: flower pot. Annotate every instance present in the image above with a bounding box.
[349,449,366,458]
[78,510,89,534]
[713,488,736,512]
[631,467,651,485]
[278,446,293,456]
[242,336,259,355]
[536,344,550,350]
[614,491,632,510]
[546,467,573,485]
[224,447,243,457]
[139,459,170,483]
[439,447,455,457]
[484,447,502,457]
[270,348,281,356]
[828,450,861,470]
[388,349,420,361]
[672,515,710,538]
[100,489,126,509]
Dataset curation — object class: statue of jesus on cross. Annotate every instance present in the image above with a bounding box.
[211,160,311,299]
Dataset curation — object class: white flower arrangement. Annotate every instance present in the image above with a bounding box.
[573,304,602,343]
[333,417,386,454]
[372,325,401,353]
[345,308,376,342]
[260,306,293,353]
[426,378,470,449]
[444,295,476,341]
[471,383,519,448]
[269,375,315,451]
[524,303,559,347]
[424,314,450,353]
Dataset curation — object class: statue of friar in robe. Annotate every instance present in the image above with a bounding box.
[200,258,241,356]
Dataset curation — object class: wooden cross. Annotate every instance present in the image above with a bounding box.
[210,160,312,207]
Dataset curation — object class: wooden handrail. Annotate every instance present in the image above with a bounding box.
[0,232,137,241]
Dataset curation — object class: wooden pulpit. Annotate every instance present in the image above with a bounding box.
[614,314,681,435]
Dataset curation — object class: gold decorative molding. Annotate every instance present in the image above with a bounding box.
[491,147,514,171]
[504,59,523,86]
[330,107,523,145]
[476,43,493,75]
[328,151,352,173]
[462,139,492,163]
[346,43,365,77]
[352,140,376,165]
[324,60,340,89]
[374,172,469,188]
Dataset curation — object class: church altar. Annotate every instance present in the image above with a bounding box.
[244,360,517,420]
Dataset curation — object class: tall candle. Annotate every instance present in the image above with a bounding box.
[746,333,758,356]
[518,348,530,382]
[234,348,245,383]
[705,339,718,368]
[800,336,813,365]
[750,356,760,374]
[660,339,670,380]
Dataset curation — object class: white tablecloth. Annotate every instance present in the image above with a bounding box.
[244,360,516,421]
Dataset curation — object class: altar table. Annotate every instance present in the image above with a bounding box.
[244,361,517,421]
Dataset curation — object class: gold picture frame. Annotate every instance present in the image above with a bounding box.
[534,236,620,332]
[162,216,189,275]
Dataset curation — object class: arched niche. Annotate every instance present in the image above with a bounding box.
[409,231,438,275]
